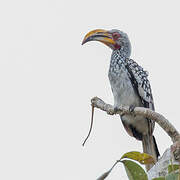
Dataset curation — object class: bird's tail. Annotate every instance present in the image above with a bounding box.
[142,135,160,170]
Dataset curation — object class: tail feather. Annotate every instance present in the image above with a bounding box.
[153,136,160,158]
[142,135,160,171]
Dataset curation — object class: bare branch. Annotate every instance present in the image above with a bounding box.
[91,96,180,143]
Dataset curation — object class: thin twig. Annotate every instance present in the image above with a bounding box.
[110,160,120,171]
[82,105,95,146]
[96,160,120,180]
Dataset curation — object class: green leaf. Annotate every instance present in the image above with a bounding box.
[165,172,179,180]
[121,160,148,180]
[121,151,155,165]
[168,164,179,173]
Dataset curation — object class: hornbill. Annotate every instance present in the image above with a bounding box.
[82,29,160,169]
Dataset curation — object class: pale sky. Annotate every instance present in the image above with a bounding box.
[0,0,179,179]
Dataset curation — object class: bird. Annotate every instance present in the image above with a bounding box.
[82,29,160,170]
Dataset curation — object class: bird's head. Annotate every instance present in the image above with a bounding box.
[82,29,131,55]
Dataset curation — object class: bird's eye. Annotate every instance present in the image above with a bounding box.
[112,32,121,40]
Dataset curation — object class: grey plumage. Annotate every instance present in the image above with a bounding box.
[109,49,154,138]
[82,29,160,170]
[108,31,159,169]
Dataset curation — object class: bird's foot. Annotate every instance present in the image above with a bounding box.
[114,107,119,114]
[129,105,136,113]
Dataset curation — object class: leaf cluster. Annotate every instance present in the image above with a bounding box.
[96,151,180,180]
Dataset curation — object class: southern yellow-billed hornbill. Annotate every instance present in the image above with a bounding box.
[82,29,160,169]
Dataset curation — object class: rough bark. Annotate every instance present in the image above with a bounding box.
[148,148,179,179]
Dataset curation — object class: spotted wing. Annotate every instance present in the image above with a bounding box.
[124,58,155,134]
